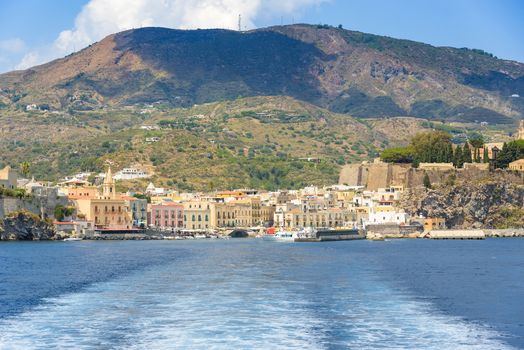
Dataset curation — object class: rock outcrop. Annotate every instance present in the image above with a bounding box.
[399,180,524,229]
[0,211,56,240]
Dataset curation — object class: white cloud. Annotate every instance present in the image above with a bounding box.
[14,0,327,70]
[0,38,26,53]
[0,38,27,72]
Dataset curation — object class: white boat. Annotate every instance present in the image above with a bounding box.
[194,234,207,239]
[263,230,298,242]
[63,237,82,241]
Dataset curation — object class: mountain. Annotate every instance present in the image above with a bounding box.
[1,24,524,124]
[0,25,523,190]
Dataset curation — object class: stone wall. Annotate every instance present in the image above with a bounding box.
[338,162,521,190]
[339,162,440,190]
[0,197,36,220]
[0,188,68,220]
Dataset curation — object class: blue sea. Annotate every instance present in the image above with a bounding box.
[0,239,523,349]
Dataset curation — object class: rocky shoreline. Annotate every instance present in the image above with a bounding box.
[399,180,524,229]
[0,211,56,241]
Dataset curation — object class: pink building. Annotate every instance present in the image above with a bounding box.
[150,203,184,229]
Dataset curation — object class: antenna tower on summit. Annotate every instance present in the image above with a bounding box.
[238,14,242,31]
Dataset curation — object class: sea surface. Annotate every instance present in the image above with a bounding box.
[0,238,523,349]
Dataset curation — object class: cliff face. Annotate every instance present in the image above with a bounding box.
[400,181,524,229]
[0,211,56,240]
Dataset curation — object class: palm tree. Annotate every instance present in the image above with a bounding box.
[19,161,30,178]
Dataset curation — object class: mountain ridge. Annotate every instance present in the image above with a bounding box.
[1,24,523,124]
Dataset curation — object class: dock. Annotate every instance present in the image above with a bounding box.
[425,230,485,240]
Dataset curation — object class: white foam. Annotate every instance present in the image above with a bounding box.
[0,255,515,350]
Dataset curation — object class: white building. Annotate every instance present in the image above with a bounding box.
[145,182,168,196]
[62,172,92,182]
[113,168,150,180]
[363,207,408,228]
[145,137,160,143]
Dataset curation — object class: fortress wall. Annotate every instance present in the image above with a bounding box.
[390,164,412,187]
[0,198,25,220]
[339,164,363,186]
[340,162,519,190]
[367,164,390,191]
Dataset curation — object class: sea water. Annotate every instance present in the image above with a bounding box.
[0,239,523,349]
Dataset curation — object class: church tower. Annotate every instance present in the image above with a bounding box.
[517,120,524,140]
[102,167,116,199]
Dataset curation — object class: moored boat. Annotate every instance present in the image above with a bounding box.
[262,229,299,242]
[63,237,82,241]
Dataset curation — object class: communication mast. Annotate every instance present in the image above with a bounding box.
[238,14,242,32]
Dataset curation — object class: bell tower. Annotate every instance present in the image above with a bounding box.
[102,167,116,199]
[518,120,524,140]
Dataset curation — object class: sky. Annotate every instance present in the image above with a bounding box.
[0,0,523,73]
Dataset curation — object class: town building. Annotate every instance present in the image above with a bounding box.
[146,182,169,196]
[214,201,252,228]
[150,202,184,229]
[364,206,408,228]
[122,195,148,228]
[0,166,18,190]
[509,159,524,172]
[421,218,447,232]
[477,143,504,161]
[113,168,150,180]
[71,168,132,230]
[183,200,212,230]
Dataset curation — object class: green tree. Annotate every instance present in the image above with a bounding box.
[468,133,485,149]
[483,147,489,163]
[423,173,432,189]
[380,147,414,163]
[54,205,75,221]
[495,140,524,168]
[474,148,481,163]
[446,143,454,163]
[462,142,472,164]
[410,131,453,165]
[453,145,464,168]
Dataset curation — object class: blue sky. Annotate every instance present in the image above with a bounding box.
[0,0,523,73]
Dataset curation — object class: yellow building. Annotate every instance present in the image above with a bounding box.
[509,159,524,172]
[215,190,246,199]
[182,199,258,229]
[214,201,252,228]
[281,208,356,229]
[150,192,182,204]
[72,168,132,230]
[61,186,98,200]
[0,166,18,190]
[183,200,213,230]
[423,218,447,232]
[260,204,275,227]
